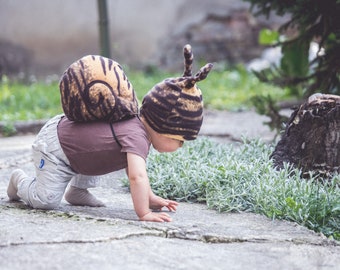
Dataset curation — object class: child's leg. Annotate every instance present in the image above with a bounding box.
[7,169,30,201]
[8,114,75,209]
[7,149,73,209]
[64,175,105,207]
[11,163,71,210]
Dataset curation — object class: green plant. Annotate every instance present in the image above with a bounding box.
[195,65,289,111]
[122,137,340,240]
[0,76,62,121]
[245,0,340,95]
[243,0,340,134]
[0,122,16,136]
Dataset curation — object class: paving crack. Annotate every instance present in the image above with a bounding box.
[141,224,340,247]
[1,203,339,249]
[0,230,166,248]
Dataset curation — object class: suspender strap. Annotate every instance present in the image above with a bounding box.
[110,123,122,148]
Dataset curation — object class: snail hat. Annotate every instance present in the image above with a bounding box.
[59,55,138,123]
[141,44,213,141]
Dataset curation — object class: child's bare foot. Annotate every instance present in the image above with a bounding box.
[7,169,27,201]
[65,186,105,207]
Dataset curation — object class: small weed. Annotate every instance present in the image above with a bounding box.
[0,122,17,136]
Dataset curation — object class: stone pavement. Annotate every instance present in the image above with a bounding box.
[0,110,339,270]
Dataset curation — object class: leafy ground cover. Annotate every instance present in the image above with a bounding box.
[123,138,340,241]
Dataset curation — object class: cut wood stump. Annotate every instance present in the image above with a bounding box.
[271,93,340,177]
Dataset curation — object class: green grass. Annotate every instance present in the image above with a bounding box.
[198,65,290,111]
[122,138,340,241]
[0,77,62,121]
[0,66,289,121]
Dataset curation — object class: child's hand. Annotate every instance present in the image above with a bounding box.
[149,194,179,212]
[140,211,173,222]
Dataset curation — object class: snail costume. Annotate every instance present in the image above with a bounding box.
[7,44,213,215]
[59,55,139,123]
[59,44,213,141]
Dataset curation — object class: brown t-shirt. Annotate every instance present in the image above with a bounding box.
[57,116,150,175]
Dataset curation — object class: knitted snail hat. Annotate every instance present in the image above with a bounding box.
[140,44,213,141]
[59,55,138,122]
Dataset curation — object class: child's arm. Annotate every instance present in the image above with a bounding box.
[127,153,173,222]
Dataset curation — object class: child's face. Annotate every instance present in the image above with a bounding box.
[152,134,184,153]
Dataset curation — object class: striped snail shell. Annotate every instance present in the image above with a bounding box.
[59,55,138,122]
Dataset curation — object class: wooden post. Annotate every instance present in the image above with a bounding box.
[97,0,111,58]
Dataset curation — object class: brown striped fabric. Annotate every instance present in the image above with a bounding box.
[141,44,213,141]
[59,55,138,122]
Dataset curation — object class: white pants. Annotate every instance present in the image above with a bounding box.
[17,115,100,209]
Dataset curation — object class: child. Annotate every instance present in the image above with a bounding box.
[7,45,213,223]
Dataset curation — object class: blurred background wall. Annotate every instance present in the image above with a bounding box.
[0,0,287,79]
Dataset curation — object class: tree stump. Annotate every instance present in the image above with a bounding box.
[271,93,340,177]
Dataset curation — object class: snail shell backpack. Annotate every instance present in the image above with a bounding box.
[59,55,138,123]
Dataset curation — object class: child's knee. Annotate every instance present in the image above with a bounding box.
[18,180,64,210]
[29,191,63,210]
